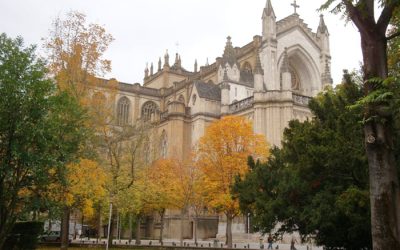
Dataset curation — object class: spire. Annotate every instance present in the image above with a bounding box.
[263,0,276,18]
[164,50,170,67]
[194,59,198,72]
[318,14,328,34]
[158,57,162,71]
[144,63,149,78]
[150,62,154,75]
[262,0,276,41]
[254,50,264,75]
[175,53,179,65]
[281,48,290,73]
[206,58,209,66]
[222,36,237,67]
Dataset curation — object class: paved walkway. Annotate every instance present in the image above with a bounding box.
[72,238,323,250]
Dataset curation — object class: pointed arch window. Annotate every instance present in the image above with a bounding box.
[141,101,159,121]
[117,96,131,126]
[240,61,254,83]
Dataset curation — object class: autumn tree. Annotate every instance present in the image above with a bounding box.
[44,11,114,249]
[195,115,268,248]
[0,33,88,249]
[320,1,400,249]
[151,155,204,245]
[99,120,153,247]
[45,159,107,239]
[144,158,180,244]
[45,11,113,102]
[172,155,206,245]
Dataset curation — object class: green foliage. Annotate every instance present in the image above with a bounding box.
[234,72,375,249]
[0,33,88,249]
[4,221,44,250]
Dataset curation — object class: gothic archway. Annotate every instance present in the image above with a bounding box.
[278,46,320,96]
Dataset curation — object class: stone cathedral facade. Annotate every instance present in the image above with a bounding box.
[97,0,332,239]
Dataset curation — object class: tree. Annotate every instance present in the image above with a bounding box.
[144,158,180,244]
[0,33,87,249]
[320,1,400,248]
[98,120,152,247]
[44,11,113,103]
[234,72,377,249]
[195,115,268,248]
[44,11,114,249]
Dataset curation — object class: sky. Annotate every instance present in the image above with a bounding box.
[0,0,363,85]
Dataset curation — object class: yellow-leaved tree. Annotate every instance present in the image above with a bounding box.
[195,115,268,248]
[44,10,114,249]
[145,158,180,244]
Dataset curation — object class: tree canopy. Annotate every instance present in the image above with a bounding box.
[234,72,380,249]
[0,33,88,249]
[320,1,400,248]
[195,115,268,248]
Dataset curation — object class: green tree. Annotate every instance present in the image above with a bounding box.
[0,33,87,250]
[320,1,400,248]
[234,72,378,249]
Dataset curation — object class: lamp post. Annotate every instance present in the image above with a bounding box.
[106,200,113,250]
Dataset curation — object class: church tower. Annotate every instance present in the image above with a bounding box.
[261,0,279,90]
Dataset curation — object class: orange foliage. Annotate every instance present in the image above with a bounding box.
[195,115,268,216]
[45,159,106,218]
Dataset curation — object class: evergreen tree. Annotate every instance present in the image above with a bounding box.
[234,71,393,249]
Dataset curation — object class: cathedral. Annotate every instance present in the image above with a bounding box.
[102,0,332,239]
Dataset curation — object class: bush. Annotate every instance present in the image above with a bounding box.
[4,221,44,250]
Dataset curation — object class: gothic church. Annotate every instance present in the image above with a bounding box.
[102,0,332,238]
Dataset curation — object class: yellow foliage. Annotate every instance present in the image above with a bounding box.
[45,11,114,105]
[195,115,269,216]
[45,159,107,218]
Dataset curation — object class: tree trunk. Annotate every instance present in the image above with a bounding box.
[193,216,198,245]
[226,214,233,248]
[96,204,102,241]
[107,205,116,247]
[360,33,400,249]
[135,216,141,245]
[180,208,185,246]
[159,209,165,244]
[61,206,70,250]
[129,213,133,242]
[73,212,77,239]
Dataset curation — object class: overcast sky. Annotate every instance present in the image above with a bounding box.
[0,0,362,85]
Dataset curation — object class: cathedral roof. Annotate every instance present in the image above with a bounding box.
[194,81,221,101]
